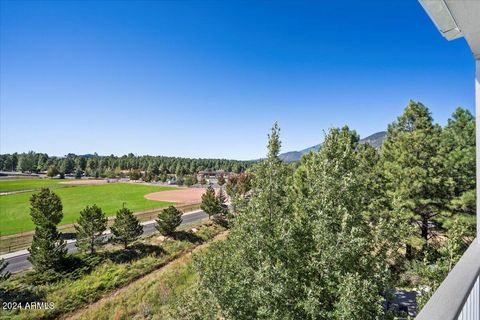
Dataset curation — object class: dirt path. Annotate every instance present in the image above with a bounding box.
[145,187,212,204]
[64,231,229,320]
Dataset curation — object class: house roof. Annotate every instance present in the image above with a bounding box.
[420,0,480,59]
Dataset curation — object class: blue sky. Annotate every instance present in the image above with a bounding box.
[0,1,476,160]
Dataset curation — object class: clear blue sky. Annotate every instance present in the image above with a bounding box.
[0,0,476,160]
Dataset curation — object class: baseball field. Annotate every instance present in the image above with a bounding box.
[0,179,177,236]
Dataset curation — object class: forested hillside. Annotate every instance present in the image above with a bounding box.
[0,153,252,178]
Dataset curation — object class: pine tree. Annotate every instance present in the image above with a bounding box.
[30,188,63,225]
[110,206,143,249]
[380,101,451,258]
[75,205,108,254]
[200,186,219,219]
[217,174,226,186]
[29,224,67,273]
[156,206,183,236]
[216,187,228,216]
[28,188,67,273]
[440,107,476,216]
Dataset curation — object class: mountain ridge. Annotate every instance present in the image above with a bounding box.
[279,131,387,162]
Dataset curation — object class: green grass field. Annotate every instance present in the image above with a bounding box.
[0,178,65,193]
[0,183,176,236]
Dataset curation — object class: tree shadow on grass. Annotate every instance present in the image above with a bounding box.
[101,243,165,264]
[172,231,204,244]
[212,215,229,228]
[0,282,45,305]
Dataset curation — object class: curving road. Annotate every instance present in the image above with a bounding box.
[1,210,208,274]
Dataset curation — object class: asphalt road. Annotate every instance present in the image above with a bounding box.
[2,210,208,274]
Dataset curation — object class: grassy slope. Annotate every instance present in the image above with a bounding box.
[0,183,176,235]
[71,251,199,320]
[0,221,224,320]
[0,179,65,193]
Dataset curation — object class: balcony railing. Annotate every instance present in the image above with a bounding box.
[416,239,480,320]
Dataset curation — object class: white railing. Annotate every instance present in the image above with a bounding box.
[416,240,480,320]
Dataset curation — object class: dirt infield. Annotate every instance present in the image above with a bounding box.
[145,187,213,204]
[60,179,109,185]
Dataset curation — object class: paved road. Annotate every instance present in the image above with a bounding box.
[2,210,208,274]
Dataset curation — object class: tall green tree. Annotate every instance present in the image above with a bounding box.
[156,206,183,236]
[17,151,37,172]
[200,186,219,219]
[216,187,228,216]
[293,126,390,319]
[440,107,476,216]
[225,172,253,215]
[75,205,108,254]
[192,124,390,319]
[194,123,292,318]
[380,101,451,258]
[110,206,143,249]
[75,168,83,179]
[217,174,226,186]
[28,188,67,273]
[62,157,75,174]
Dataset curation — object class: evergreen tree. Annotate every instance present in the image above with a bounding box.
[111,206,143,249]
[201,186,219,219]
[193,124,389,319]
[440,107,476,216]
[156,206,183,236]
[217,174,226,186]
[380,101,451,258]
[28,188,67,273]
[78,157,87,171]
[17,151,37,173]
[62,157,75,174]
[75,168,83,179]
[194,123,294,318]
[75,205,108,254]
[216,187,228,216]
[129,169,142,180]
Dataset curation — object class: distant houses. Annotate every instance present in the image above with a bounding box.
[196,170,230,185]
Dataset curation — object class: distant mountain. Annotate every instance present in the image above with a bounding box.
[279,131,387,162]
